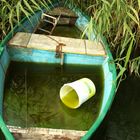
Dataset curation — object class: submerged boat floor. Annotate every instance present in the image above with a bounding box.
[8,32,106,56]
[8,126,86,140]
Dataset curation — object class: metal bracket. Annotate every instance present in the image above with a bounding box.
[55,43,65,58]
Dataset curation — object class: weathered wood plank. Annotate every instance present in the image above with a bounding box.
[85,40,106,56]
[8,32,106,56]
[48,7,78,18]
[28,34,57,51]
[8,32,32,48]
[49,36,86,54]
[28,34,86,54]
[47,7,78,25]
[8,125,86,140]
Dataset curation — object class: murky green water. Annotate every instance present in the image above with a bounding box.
[101,76,140,140]
[52,25,84,38]
[4,62,104,131]
[36,25,85,39]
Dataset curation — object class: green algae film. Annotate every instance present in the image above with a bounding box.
[36,25,85,39]
[52,25,84,38]
[3,62,104,131]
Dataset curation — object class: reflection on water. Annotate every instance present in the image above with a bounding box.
[4,62,104,131]
[103,76,140,140]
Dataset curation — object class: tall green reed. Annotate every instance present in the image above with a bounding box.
[0,0,52,40]
[0,0,139,86]
[68,0,140,85]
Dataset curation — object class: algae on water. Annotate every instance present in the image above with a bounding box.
[4,62,104,131]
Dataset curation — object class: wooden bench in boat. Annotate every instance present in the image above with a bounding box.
[8,125,86,140]
[48,7,78,25]
[8,32,106,57]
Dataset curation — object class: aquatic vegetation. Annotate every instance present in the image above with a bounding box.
[67,0,140,85]
[0,0,139,86]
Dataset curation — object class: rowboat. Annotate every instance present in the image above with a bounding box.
[0,1,116,140]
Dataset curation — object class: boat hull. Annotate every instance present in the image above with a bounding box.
[0,1,116,140]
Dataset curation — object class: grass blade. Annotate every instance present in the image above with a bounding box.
[23,0,35,14]
[124,38,134,68]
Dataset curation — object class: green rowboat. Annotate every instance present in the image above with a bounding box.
[0,1,116,140]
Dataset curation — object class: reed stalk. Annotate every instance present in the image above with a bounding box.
[0,0,52,40]
[0,0,139,85]
[68,0,140,81]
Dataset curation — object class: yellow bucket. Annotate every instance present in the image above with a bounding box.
[60,78,96,109]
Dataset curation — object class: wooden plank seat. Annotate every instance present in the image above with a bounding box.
[8,32,106,57]
[8,125,86,140]
[48,7,78,25]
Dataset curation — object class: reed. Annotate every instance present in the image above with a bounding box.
[68,0,140,82]
[0,0,52,40]
[0,0,139,85]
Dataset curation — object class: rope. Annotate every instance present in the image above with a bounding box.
[47,35,60,44]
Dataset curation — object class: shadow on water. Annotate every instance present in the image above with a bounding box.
[93,76,140,140]
[0,129,6,140]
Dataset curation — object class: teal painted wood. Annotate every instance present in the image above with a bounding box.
[0,48,14,140]
[0,1,117,140]
[0,62,5,115]
[8,47,105,65]
[0,48,10,114]
[0,47,3,55]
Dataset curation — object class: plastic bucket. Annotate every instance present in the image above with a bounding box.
[60,78,96,109]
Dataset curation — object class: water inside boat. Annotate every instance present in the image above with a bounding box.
[0,5,116,140]
[36,25,84,38]
[4,62,104,131]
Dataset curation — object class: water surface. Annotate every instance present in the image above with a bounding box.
[101,76,140,140]
[36,25,85,38]
[4,62,104,131]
